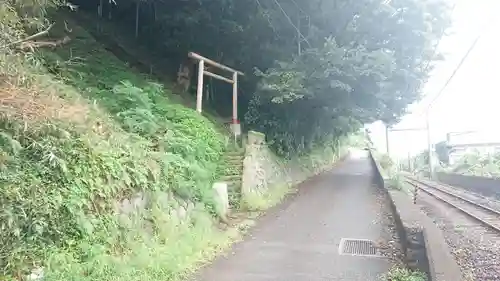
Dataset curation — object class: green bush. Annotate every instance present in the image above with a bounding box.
[242,185,294,211]
[0,99,225,274]
[387,173,404,190]
[379,153,394,172]
[40,207,234,281]
[383,267,427,281]
[0,16,226,276]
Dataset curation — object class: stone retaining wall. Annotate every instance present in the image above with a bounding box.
[113,190,203,226]
[241,131,343,198]
[241,131,282,196]
[116,130,348,224]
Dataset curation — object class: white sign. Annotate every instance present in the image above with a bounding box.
[231,123,241,136]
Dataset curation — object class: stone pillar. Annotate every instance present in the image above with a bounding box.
[213,182,229,217]
[241,131,266,197]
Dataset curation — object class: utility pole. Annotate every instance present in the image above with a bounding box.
[426,113,434,179]
[421,20,485,178]
[408,11,489,179]
[273,0,311,51]
[408,152,412,172]
[296,14,310,56]
[385,124,390,155]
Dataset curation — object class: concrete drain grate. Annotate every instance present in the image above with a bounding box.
[339,238,380,257]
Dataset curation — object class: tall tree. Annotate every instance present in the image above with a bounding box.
[435,140,450,164]
[59,0,452,154]
[245,0,452,154]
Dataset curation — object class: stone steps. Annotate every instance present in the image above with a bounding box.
[227,179,242,189]
[221,174,242,182]
[224,154,245,161]
[216,163,243,173]
[225,151,245,156]
[225,156,244,162]
[225,148,245,154]
[225,162,244,168]
[217,147,245,208]
[224,168,243,176]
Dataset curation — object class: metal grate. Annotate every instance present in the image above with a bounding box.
[339,238,379,257]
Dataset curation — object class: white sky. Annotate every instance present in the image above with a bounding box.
[368,0,500,158]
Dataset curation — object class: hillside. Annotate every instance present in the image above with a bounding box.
[1,11,233,280]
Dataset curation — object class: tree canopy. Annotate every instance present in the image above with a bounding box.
[435,140,450,164]
[15,0,452,155]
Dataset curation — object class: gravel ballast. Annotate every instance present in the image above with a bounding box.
[417,190,500,280]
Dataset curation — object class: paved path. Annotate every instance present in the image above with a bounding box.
[193,151,394,281]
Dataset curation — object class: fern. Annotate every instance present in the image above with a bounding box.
[0,132,22,155]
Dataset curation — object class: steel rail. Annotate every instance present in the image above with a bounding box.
[406,177,500,233]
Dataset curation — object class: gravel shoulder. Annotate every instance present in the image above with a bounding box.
[417,190,500,280]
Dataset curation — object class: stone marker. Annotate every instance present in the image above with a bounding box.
[213,182,229,217]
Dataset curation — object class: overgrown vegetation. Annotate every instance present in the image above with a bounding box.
[399,147,433,178]
[243,184,294,212]
[372,150,396,177]
[372,150,414,194]
[401,144,500,179]
[1,0,453,279]
[383,267,427,281]
[443,151,500,178]
[1,3,228,278]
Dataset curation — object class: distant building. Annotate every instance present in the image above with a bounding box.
[446,131,500,165]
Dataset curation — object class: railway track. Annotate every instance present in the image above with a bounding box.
[405,177,500,233]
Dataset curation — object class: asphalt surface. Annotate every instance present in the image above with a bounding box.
[193,152,393,281]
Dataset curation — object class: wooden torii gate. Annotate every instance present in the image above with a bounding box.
[188,52,244,137]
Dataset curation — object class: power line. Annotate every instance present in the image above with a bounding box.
[413,8,497,116]
[254,0,282,39]
[271,0,311,48]
[254,0,310,48]
[426,31,483,109]
[288,0,311,55]
[289,0,307,16]
[422,7,496,179]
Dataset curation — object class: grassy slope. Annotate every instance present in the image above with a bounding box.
[0,12,235,280]
[42,16,227,199]
[70,10,231,126]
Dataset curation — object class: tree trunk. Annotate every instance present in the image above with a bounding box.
[108,0,112,20]
[98,0,103,18]
[135,1,140,38]
[152,2,157,22]
[97,0,103,31]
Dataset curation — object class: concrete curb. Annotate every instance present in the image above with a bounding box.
[387,190,462,281]
[368,151,462,281]
[421,216,463,281]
